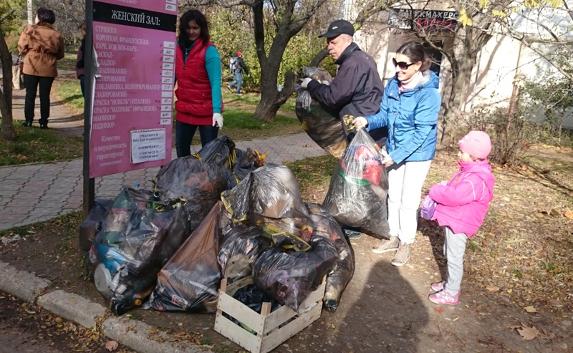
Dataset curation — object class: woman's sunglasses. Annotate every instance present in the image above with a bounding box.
[392,58,415,70]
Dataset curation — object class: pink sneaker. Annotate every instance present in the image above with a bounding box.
[428,289,460,305]
[430,281,445,292]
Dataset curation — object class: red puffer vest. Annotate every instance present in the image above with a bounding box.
[175,40,213,125]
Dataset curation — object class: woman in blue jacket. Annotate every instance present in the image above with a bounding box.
[354,41,441,266]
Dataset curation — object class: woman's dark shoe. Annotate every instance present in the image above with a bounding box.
[40,123,48,129]
[21,121,32,127]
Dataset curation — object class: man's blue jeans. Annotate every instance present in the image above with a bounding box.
[233,72,243,94]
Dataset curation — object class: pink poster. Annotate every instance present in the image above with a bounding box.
[89,0,177,178]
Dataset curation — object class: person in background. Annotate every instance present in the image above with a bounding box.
[174,9,223,157]
[76,22,87,98]
[18,7,65,128]
[353,41,441,266]
[228,51,248,95]
[426,131,495,305]
[300,19,386,144]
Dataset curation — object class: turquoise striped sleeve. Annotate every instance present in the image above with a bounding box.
[205,45,222,113]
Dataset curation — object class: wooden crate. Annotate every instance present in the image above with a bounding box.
[214,277,325,353]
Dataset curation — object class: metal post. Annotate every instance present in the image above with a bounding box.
[83,0,95,214]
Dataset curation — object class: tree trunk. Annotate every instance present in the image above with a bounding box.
[441,51,477,143]
[255,69,295,121]
[0,29,17,141]
[251,2,294,121]
[27,0,34,24]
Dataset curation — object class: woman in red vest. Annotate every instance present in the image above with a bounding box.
[175,10,223,157]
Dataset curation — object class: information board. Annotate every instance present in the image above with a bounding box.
[89,0,177,177]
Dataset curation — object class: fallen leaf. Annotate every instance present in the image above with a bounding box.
[105,340,118,352]
[517,325,539,340]
[564,209,573,219]
[486,286,500,292]
[524,305,537,313]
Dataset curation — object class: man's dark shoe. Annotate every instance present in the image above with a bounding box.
[40,123,48,129]
[21,121,32,127]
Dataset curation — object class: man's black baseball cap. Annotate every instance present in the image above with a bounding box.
[319,19,355,38]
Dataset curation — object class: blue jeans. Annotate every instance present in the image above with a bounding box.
[175,120,218,157]
[232,72,243,94]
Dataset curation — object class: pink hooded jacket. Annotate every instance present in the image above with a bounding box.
[429,160,495,237]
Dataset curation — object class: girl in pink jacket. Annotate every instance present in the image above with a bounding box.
[426,131,495,305]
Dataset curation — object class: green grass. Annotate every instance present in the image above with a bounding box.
[287,155,337,195]
[0,124,83,166]
[220,109,301,140]
[55,79,84,110]
[58,52,78,72]
[54,81,304,143]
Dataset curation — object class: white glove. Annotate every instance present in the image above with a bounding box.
[212,113,223,128]
[300,77,313,89]
[353,116,368,129]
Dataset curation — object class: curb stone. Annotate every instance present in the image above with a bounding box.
[103,317,213,353]
[37,290,106,329]
[0,260,51,302]
[0,260,214,353]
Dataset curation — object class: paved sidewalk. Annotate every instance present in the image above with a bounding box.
[2,87,326,230]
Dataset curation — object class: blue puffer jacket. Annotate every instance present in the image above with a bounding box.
[365,71,441,164]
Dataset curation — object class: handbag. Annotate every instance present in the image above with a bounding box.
[419,195,437,220]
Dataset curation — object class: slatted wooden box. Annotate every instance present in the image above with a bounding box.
[214,277,325,353]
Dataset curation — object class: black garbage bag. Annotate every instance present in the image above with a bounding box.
[152,156,229,258]
[91,187,181,315]
[222,164,310,221]
[221,164,315,251]
[323,129,389,239]
[253,236,338,311]
[153,155,228,205]
[218,225,269,282]
[194,136,265,188]
[79,199,113,252]
[306,203,355,312]
[296,67,348,158]
[233,147,266,182]
[146,202,223,313]
[233,284,280,313]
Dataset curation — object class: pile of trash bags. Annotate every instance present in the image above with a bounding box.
[87,136,262,315]
[295,67,348,158]
[81,133,367,316]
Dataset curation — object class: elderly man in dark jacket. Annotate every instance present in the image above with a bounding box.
[301,19,386,142]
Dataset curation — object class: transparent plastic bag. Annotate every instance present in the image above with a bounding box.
[323,129,389,239]
[92,187,180,315]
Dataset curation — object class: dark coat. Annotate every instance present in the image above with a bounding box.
[307,42,383,119]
